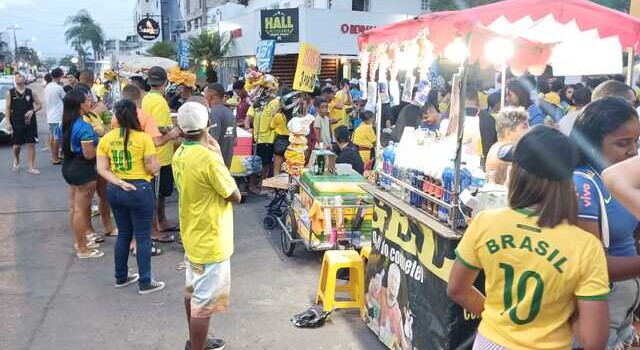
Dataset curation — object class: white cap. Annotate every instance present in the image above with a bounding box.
[178,102,209,134]
[349,78,359,85]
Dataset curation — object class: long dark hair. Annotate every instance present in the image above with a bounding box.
[113,99,142,169]
[570,97,637,170]
[506,79,533,108]
[508,163,578,228]
[61,88,87,157]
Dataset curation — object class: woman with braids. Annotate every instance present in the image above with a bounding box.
[60,88,104,259]
[96,99,165,295]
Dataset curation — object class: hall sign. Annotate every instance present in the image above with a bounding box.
[260,8,299,43]
[340,23,376,35]
[137,18,160,41]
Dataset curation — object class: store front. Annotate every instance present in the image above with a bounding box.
[216,7,412,87]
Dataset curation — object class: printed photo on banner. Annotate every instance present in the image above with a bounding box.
[364,198,481,350]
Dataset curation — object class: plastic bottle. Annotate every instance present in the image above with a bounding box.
[440,164,455,222]
[382,141,396,189]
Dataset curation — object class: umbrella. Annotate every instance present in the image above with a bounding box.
[119,55,178,72]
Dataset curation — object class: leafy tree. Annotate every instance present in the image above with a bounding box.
[188,31,230,67]
[17,46,40,66]
[147,41,177,59]
[64,10,105,65]
[58,55,75,67]
[43,57,58,68]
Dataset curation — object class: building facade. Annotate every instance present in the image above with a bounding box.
[182,0,425,86]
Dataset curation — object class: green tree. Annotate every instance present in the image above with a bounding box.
[188,30,230,67]
[59,55,75,67]
[64,10,105,65]
[43,57,57,68]
[147,41,177,59]
[17,46,40,66]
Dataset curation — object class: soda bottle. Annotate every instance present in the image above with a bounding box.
[440,164,455,223]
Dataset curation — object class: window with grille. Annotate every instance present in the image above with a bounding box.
[352,0,369,11]
[421,0,429,11]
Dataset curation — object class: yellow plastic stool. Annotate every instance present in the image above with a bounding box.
[359,244,371,262]
[315,250,365,312]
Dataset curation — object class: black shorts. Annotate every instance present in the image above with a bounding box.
[273,135,289,157]
[256,143,274,166]
[11,124,38,145]
[61,154,97,186]
[154,165,174,198]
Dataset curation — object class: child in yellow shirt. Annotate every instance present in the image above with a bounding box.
[352,110,376,164]
[270,104,289,176]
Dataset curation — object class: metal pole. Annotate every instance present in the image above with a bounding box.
[500,60,507,110]
[626,47,634,86]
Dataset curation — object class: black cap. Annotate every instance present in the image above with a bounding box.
[147,66,167,86]
[499,125,578,181]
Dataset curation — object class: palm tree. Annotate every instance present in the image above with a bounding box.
[188,31,230,83]
[64,10,105,65]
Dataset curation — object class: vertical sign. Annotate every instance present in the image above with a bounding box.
[292,42,321,93]
[255,40,276,73]
[178,39,190,70]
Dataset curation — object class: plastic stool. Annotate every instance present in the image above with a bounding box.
[315,250,365,312]
[359,244,371,262]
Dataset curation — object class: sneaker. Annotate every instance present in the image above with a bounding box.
[77,249,104,259]
[115,273,140,288]
[138,280,165,295]
[184,338,226,350]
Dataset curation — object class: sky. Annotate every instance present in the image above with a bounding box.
[0,0,136,58]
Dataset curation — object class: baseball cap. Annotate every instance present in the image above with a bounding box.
[499,125,578,181]
[147,66,167,86]
[349,78,359,85]
[177,102,209,134]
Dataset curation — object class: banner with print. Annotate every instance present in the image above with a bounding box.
[364,195,480,350]
[292,42,321,93]
[256,40,276,73]
[178,39,190,70]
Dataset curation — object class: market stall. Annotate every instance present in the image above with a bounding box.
[357,0,640,349]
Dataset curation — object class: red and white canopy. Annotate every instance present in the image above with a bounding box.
[358,0,640,75]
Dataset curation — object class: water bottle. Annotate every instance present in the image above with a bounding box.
[381,141,396,189]
[440,165,455,223]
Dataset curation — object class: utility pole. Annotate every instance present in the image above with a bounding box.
[6,25,21,64]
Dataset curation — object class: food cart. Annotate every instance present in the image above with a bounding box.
[357,0,640,348]
[269,168,374,257]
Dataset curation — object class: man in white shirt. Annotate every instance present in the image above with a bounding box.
[44,68,65,164]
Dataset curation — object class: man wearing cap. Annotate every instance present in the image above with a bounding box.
[142,66,179,241]
[173,102,241,350]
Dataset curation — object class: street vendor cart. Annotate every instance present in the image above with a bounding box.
[266,169,374,257]
[356,0,640,349]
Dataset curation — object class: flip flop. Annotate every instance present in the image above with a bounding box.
[160,225,180,232]
[152,234,175,243]
[104,228,119,237]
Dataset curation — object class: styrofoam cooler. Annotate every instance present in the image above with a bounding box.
[231,127,253,175]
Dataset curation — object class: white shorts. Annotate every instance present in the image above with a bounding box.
[185,257,231,318]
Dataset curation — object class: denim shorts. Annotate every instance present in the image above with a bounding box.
[184,258,230,318]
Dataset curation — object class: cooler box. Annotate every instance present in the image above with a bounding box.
[234,127,253,156]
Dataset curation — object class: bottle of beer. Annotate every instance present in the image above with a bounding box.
[317,142,326,175]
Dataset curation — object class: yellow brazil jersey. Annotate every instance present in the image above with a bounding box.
[83,112,105,137]
[352,123,376,163]
[247,99,277,144]
[97,128,156,181]
[142,91,174,166]
[172,142,238,264]
[270,112,289,136]
[456,207,609,350]
[329,90,349,132]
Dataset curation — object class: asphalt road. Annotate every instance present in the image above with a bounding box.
[0,83,385,350]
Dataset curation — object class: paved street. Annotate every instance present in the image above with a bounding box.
[0,84,384,350]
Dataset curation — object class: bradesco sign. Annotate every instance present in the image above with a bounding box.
[260,8,299,43]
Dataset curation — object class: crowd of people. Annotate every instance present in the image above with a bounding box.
[11,59,640,349]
